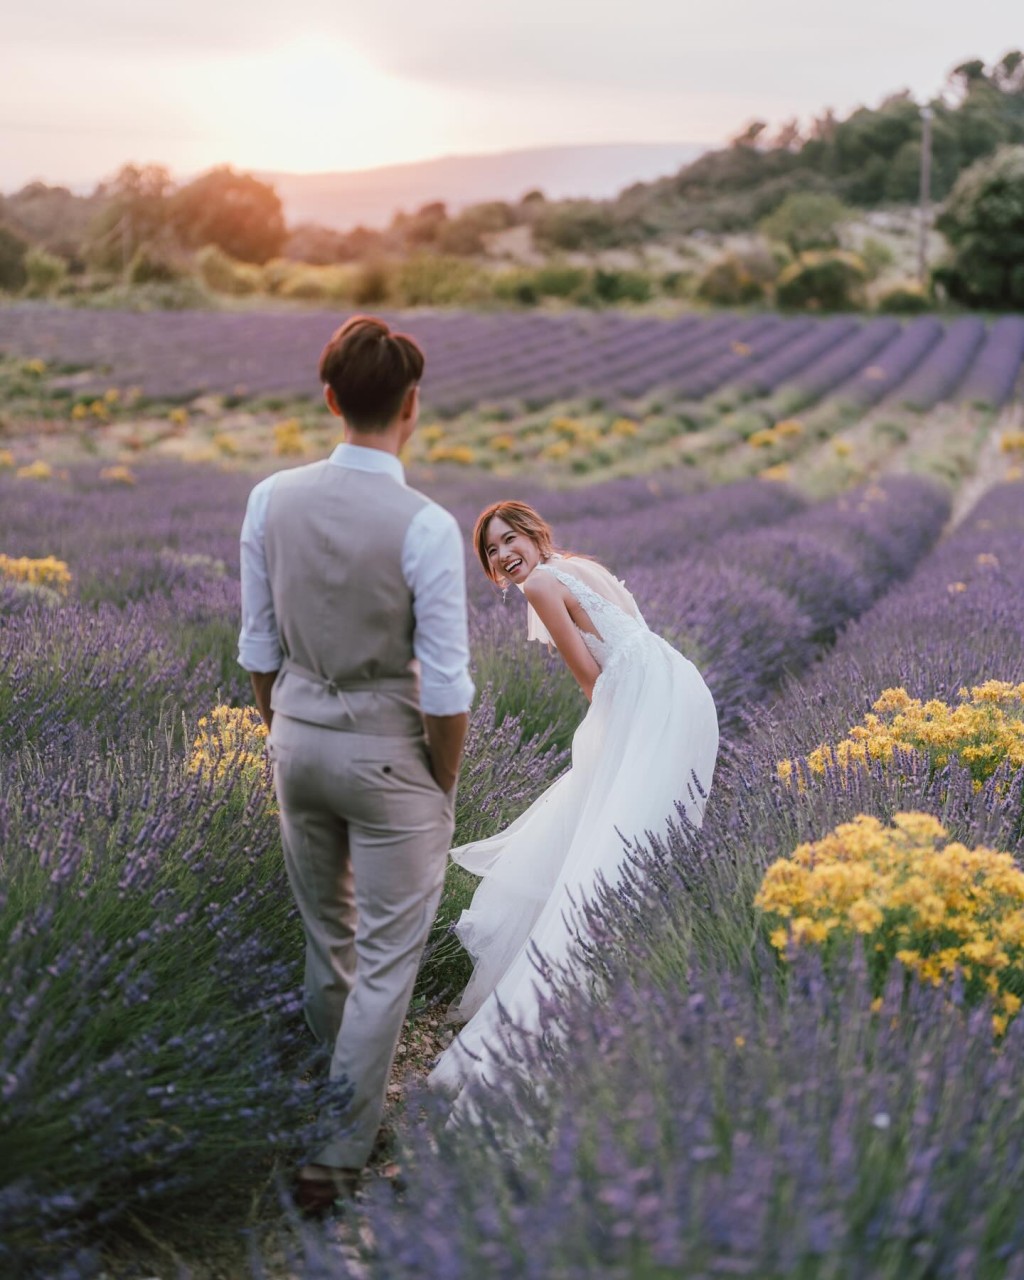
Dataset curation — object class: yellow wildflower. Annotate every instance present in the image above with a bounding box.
[0,554,72,593]
[748,428,779,448]
[759,464,791,482]
[16,460,53,480]
[757,811,1024,1029]
[189,705,269,786]
[273,419,305,457]
[99,465,137,486]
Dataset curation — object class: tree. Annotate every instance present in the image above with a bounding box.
[759,192,849,255]
[0,224,30,291]
[171,167,286,264]
[86,163,174,273]
[935,144,1024,308]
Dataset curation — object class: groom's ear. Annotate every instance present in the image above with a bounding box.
[401,384,419,423]
[324,385,343,418]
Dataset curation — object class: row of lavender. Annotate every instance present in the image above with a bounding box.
[297,481,1024,1279]
[0,463,949,1271]
[2,306,1023,413]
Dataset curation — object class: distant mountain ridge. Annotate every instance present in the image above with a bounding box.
[259,143,706,231]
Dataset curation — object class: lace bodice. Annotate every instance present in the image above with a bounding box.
[537,561,649,670]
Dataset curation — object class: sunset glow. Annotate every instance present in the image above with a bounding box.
[182,37,458,174]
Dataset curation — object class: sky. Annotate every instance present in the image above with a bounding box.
[3,0,1020,192]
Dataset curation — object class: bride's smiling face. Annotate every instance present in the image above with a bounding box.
[484,516,542,584]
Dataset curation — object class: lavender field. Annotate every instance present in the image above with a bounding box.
[1,305,1023,498]
[2,302,1024,1276]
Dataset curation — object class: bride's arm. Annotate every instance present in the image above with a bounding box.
[523,571,601,701]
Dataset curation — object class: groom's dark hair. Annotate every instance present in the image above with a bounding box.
[319,315,425,430]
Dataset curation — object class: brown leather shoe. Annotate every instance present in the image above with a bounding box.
[291,1166,361,1218]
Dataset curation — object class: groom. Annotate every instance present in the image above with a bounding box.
[238,315,473,1211]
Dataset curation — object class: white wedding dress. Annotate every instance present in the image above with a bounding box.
[427,556,719,1104]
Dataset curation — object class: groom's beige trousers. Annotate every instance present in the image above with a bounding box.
[270,710,454,1169]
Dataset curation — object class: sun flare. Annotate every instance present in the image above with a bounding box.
[186,36,448,174]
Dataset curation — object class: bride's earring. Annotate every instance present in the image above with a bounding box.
[501,581,509,603]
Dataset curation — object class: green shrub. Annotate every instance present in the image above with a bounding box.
[351,258,393,306]
[492,269,540,306]
[935,144,1024,309]
[127,244,183,285]
[0,224,30,292]
[23,247,68,297]
[775,251,867,311]
[592,267,653,304]
[531,261,590,299]
[271,263,353,303]
[533,201,623,251]
[395,254,488,306]
[876,280,931,313]
[696,253,765,305]
[194,243,261,295]
[859,236,896,279]
[759,192,850,254]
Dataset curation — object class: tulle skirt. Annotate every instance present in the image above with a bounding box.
[428,630,718,1102]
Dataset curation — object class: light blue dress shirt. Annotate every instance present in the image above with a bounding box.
[238,443,475,717]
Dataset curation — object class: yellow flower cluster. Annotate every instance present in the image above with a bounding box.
[778,682,1024,792]
[428,443,476,465]
[611,417,639,438]
[71,399,112,422]
[0,449,14,470]
[273,419,305,457]
[748,420,802,448]
[759,463,792,482]
[756,812,1024,1033]
[1000,431,1024,454]
[168,408,190,427]
[99,465,137,486]
[420,425,445,445]
[731,341,752,357]
[490,433,517,453]
[833,439,853,458]
[0,554,72,593]
[188,705,269,784]
[24,358,46,375]
[16,460,53,481]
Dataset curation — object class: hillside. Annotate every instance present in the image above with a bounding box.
[258,143,706,231]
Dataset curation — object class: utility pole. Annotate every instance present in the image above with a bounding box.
[918,105,933,286]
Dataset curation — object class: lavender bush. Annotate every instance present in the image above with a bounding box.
[3,307,1022,416]
[0,455,994,1274]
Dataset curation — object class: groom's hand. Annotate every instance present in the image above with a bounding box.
[424,711,469,795]
[250,670,278,730]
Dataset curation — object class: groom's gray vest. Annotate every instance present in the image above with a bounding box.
[264,460,431,737]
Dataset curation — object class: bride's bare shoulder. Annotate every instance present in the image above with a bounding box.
[522,563,562,601]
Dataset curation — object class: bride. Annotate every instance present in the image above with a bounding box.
[428,500,719,1103]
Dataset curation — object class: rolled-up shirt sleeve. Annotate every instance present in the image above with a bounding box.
[404,504,475,716]
[238,477,284,673]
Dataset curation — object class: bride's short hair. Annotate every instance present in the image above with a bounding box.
[473,501,556,583]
